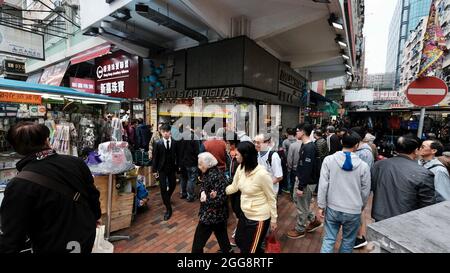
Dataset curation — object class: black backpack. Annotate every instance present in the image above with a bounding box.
[266,151,285,177]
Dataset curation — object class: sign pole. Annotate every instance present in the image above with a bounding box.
[417,107,426,138]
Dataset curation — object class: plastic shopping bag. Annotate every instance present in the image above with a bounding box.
[265,232,281,253]
[92,225,114,253]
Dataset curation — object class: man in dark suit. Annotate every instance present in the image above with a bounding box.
[326,126,343,155]
[152,124,178,220]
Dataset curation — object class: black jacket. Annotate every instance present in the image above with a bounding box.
[0,150,101,253]
[371,155,436,221]
[152,138,178,173]
[199,166,228,225]
[178,132,200,168]
[296,142,317,190]
[315,138,328,160]
[328,134,342,155]
[136,124,152,150]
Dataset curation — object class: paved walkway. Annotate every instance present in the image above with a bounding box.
[113,184,373,253]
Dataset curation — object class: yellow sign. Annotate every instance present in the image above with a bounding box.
[0,91,42,104]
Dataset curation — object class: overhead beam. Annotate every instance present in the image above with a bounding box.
[99,23,165,54]
[135,3,208,44]
[98,28,150,57]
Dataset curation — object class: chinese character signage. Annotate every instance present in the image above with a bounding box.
[4,60,26,74]
[0,91,42,104]
[0,25,44,60]
[70,77,96,94]
[95,51,139,98]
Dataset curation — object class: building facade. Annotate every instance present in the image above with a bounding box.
[385,0,432,88]
[399,17,427,88]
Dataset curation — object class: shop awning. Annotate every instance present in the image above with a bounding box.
[70,43,112,65]
[310,90,333,103]
[0,78,122,104]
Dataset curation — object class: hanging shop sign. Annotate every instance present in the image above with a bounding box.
[279,63,306,91]
[0,25,44,60]
[4,60,26,75]
[373,91,400,101]
[0,91,42,104]
[344,89,374,102]
[157,87,237,99]
[95,51,139,99]
[70,77,96,94]
[39,60,70,86]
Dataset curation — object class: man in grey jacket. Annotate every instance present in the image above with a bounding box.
[317,132,371,253]
[419,140,450,202]
[287,138,302,198]
[371,135,435,222]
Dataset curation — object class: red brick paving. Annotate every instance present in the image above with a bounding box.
[113,184,373,253]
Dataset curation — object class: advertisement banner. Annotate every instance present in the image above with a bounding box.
[70,77,96,93]
[0,25,44,60]
[39,60,70,86]
[0,91,42,104]
[418,0,447,77]
[95,51,139,99]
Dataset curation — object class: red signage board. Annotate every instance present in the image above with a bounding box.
[70,77,96,93]
[406,76,448,107]
[95,51,139,99]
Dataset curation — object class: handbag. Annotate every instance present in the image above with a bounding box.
[265,232,281,253]
[92,225,114,253]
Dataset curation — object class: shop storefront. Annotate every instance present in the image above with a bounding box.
[140,36,306,139]
[0,78,122,206]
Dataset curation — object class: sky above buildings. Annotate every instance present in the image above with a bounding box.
[364,0,398,74]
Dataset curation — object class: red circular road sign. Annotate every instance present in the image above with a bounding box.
[406,76,448,107]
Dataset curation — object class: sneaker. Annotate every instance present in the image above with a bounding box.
[354,236,368,249]
[229,237,237,247]
[306,218,323,233]
[180,194,187,199]
[287,229,306,239]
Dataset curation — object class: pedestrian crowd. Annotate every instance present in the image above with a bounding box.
[1,120,449,253]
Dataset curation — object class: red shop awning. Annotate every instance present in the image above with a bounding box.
[70,43,111,65]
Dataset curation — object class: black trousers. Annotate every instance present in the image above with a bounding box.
[230,191,242,219]
[191,221,231,253]
[235,214,271,253]
[159,170,176,212]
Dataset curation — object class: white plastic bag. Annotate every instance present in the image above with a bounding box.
[92,225,114,253]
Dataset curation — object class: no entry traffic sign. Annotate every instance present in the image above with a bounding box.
[406,76,448,107]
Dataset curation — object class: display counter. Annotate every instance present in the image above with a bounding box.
[93,169,136,233]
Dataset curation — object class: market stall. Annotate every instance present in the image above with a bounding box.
[0,79,135,215]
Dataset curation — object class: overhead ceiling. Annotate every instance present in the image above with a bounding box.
[179,0,352,80]
[81,0,354,81]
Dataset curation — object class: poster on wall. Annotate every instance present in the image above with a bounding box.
[95,51,139,99]
[0,25,44,60]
